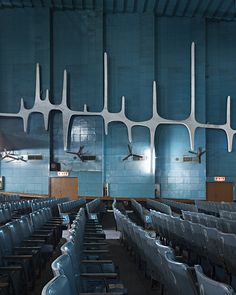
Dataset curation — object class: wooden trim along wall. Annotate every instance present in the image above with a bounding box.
[0,192,198,203]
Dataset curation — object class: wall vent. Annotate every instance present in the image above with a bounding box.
[81,155,96,161]
[183,156,193,162]
[27,154,43,160]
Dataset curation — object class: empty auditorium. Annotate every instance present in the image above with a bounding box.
[0,0,236,294]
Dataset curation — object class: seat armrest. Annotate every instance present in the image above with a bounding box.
[81,272,118,279]
[79,293,124,295]
[14,246,41,251]
[31,234,49,238]
[84,243,107,246]
[35,229,52,232]
[0,266,22,271]
[23,239,45,243]
[0,283,8,288]
[84,237,105,241]
[83,249,109,253]
[3,255,33,259]
[81,260,113,264]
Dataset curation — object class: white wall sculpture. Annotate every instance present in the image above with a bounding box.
[0,42,234,167]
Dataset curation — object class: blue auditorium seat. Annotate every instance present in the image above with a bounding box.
[19,215,53,253]
[30,211,57,247]
[0,223,40,277]
[219,232,236,277]
[202,226,224,268]
[52,252,119,293]
[220,211,236,220]
[0,209,5,225]
[154,240,175,293]
[165,251,198,295]
[195,265,236,295]
[189,222,206,259]
[223,220,236,235]
[41,275,72,295]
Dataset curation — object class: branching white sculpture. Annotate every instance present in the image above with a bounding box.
[0,42,233,163]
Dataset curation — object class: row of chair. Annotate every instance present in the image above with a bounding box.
[58,199,86,214]
[146,199,172,215]
[58,199,86,225]
[0,198,67,226]
[151,210,236,283]
[42,205,127,294]
[220,210,236,220]
[1,200,33,215]
[195,200,236,215]
[0,207,12,225]
[31,198,69,212]
[113,204,236,295]
[1,197,69,211]
[0,207,62,295]
[160,198,198,214]
[0,195,20,202]
[86,198,107,218]
[131,199,151,226]
[182,210,236,235]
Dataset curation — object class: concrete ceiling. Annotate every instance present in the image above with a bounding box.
[0,0,236,21]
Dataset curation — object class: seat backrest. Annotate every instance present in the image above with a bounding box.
[19,215,34,238]
[182,211,191,221]
[165,252,198,295]
[41,275,72,295]
[219,231,236,273]
[199,214,208,226]
[228,211,236,220]
[0,209,5,223]
[51,254,77,294]
[195,265,235,295]
[60,241,80,275]
[190,222,205,251]
[0,225,14,255]
[223,220,236,235]
[155,241,173,272]
[202,226,222,260]
[6,220,22,246]
[220,210,231,220]
[32,210,46,228]
[191,213,200,224]
[182,220,194,246]
[38,209,47,224]
[3,208,11,221]
[206,216,218,228]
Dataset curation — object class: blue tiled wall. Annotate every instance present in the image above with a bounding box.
[155,17,206,199]
[0,9,236,199]
[105,14,155,197]
[51,11,104,196]
[0,9,50,195]
[52,114,103,196]
[205,20,236,199]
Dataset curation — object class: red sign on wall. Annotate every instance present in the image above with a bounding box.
[214,176,225,182]
[57,171,69,177]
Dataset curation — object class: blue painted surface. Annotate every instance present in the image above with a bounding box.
[105,13,155,197]
[155,17,206,199]
[206,20,236,195]
[0,8,50,194]
[0,9,235,199]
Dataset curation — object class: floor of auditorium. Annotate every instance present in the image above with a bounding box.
[32,211,158,295]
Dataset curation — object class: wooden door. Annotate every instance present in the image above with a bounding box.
[50,177,78,200]
[206,182,233,202]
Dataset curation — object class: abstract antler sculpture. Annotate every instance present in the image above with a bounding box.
[0,42,234,167]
